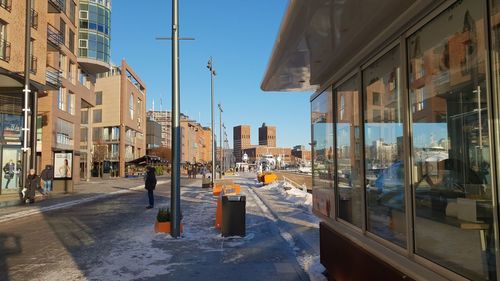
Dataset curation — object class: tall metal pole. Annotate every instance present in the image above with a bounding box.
[207,57,216,184]
[22,0,33,190]
[170,0,181,238]
[218,103,223,178]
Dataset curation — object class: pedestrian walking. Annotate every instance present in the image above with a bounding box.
[144,166,157,209]
[40,165,54,194]
[22,169,44,204]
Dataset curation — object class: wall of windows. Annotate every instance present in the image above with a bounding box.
[78,0,111,63]
[311,1,499,280]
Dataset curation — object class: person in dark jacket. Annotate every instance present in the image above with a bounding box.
[40,165,54,194]
[23,169,43,204]
[144,166,157,209]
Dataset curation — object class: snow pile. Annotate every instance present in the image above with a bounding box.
[297,255,327,281]
[263,180,313,211]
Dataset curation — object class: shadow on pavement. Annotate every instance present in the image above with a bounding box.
[0,233,22,281]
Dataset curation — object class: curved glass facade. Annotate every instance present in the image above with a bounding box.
[78,0,111,64]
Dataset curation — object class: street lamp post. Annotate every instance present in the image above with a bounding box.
[218,103,223,179]
[207,57,216,184]
[170,0,181,238]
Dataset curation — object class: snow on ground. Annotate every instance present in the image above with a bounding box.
[86,224,175,281]
[297,255,327,281]
[261,180,313,212]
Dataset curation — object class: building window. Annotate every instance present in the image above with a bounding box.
[129,94,134,119]
[67,91,75,115]
[311,88,335,219]
[69,29,75,53]
[93,109,102,123]
[69,0,76,23]
[0,21,7,61]
[363,46,405,247]
[59,53,66,78]
[81,109,88,124]
[69,61,76,84]
[56,118,74,147]
[95,91,102,105]
[60,20,66,46]
[408,1,495,279]
[335,75,362,228]
[58,87,66,111]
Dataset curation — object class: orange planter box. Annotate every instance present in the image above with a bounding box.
[215,196,222,230]
[213,183,223,196]
[155,221,183,233]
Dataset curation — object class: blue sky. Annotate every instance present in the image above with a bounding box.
[110,0,311,148]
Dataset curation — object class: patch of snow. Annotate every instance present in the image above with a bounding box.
[86,224,174,281]
[297,255,327,281]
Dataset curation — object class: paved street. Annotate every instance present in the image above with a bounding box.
[0,174,318,281]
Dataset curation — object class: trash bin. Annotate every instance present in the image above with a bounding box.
[221,195,246,237]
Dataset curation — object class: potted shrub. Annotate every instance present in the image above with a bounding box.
[154,207,183,233]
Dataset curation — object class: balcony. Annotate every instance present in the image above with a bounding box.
[46,65,62,89]
[47,24,63,51]
[0,39,11,62]
[48,0,64,13]
[31,9,38,29]
[30,55,37,74]
[0,0,11,12]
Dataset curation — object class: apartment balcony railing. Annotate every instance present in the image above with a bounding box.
[46,65,62,89]
[47,24,63,50]
[48,0,64,13]
[0,39,11,62]
[0,0,11,12]
[30,55,37,74]
[31,9,38,29]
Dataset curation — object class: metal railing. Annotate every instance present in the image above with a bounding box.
[47,24,63,47]
[46,65,62,88]
[0,39,11,62]
[31,9,38,29]
[48,0,64,12]
[30,55,37,74]
[0,0,11,12]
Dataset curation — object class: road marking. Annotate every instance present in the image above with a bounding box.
[0,180,170,224]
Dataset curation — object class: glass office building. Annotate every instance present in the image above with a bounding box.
[78,0,111,73]
[263,0,500,280]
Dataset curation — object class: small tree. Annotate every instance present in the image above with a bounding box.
[92,140,108,178]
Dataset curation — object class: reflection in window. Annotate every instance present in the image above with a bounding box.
[335,75,362,227]
[364,46,406,247]
[410,1,495,280]
[311,89,335,219]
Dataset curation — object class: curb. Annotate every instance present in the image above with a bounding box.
[0,180,169,224]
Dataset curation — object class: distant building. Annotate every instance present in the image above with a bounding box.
[147,110,172,148]
[258,123,276,147]
[92,59,146,177]
[233,125,251,162]
[146,118,162,153]
[291,145,311,161]
[242,146,292,164]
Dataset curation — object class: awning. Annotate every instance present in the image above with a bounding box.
[261,0,437,92]
[126,155,166,166]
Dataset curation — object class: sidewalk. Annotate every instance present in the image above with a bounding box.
[0,176,169,220]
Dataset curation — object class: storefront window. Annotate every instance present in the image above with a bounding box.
[311,89,335,219]
[409,1,496,280]
[335,75,362,227]
[0,93,23,193]
[363,46,406,247]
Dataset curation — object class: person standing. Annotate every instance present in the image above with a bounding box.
[3,160,15,189]
[24,169,42,204]
[40,165,54,194]
[144,166,157,209]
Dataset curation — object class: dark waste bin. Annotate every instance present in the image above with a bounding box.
[221,195,246,237]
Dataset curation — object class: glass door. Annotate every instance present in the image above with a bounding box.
[1,146,22,194]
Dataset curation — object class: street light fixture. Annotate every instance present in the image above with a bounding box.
[207,57,216,184]
[218,103,223,179]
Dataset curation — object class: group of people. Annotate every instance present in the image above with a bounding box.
[18,165,54,204]
[186,163,209,179]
